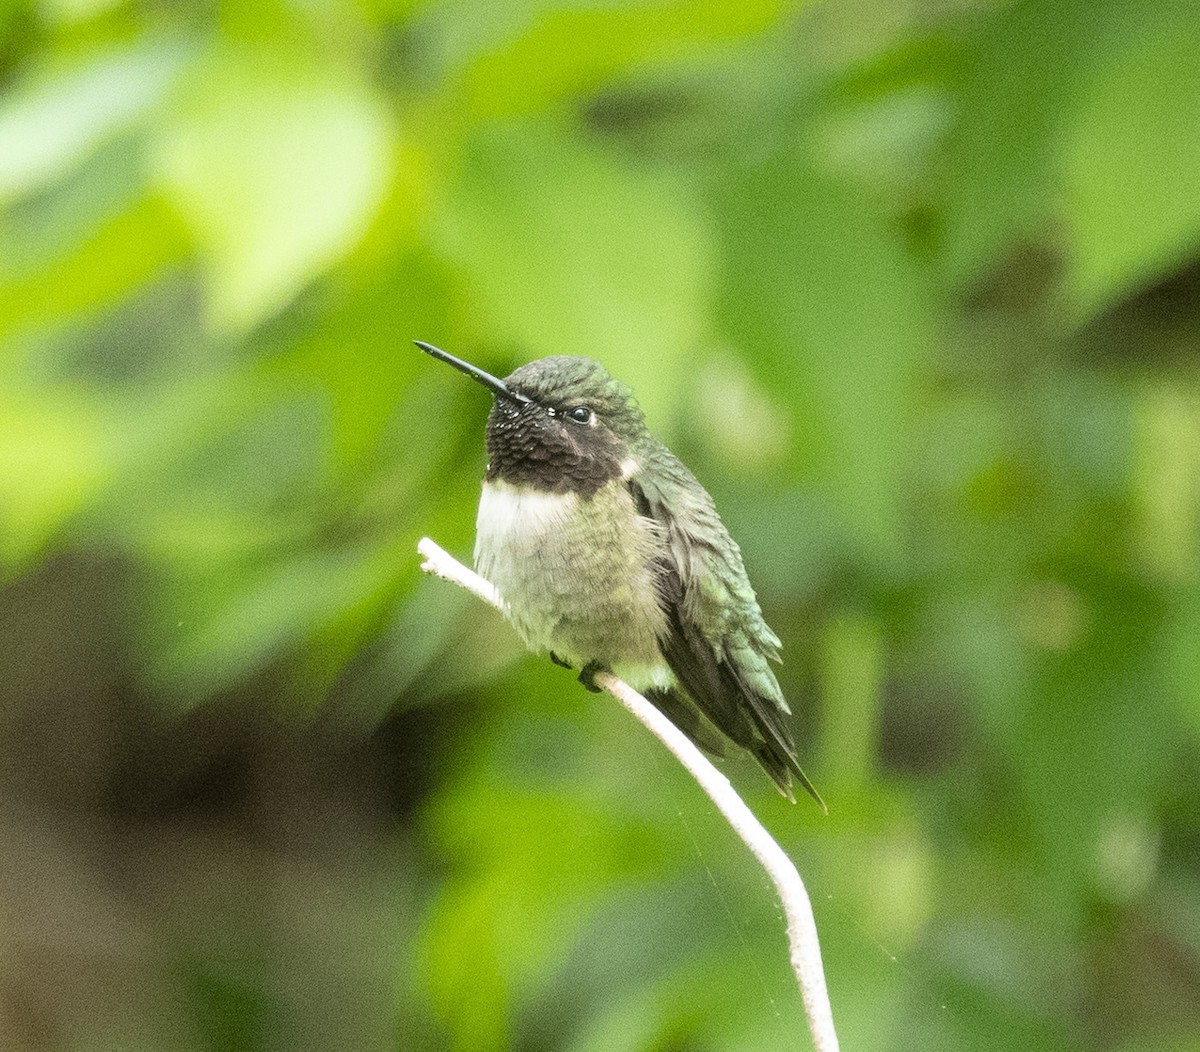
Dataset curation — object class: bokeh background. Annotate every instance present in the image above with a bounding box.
[3,0,1200,1049]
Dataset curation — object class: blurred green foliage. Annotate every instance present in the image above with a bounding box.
[2,1,1200,1050]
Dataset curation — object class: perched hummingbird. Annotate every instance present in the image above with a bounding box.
[416,341,824,810]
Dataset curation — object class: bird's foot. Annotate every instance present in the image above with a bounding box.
[578,661,609,694]
[550,652,574,670]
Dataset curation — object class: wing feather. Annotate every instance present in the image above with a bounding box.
[630,445,824,810]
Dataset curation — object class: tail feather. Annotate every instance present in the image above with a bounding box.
[645,688,728,758]
[755,739,826,812]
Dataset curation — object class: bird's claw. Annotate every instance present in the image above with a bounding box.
[578,661,608,694]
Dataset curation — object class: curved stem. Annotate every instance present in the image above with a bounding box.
[417,536,839,1052]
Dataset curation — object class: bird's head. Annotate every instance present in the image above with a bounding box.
[416,342,647,495]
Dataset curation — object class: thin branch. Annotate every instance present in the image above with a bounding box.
[417,536,840,1052]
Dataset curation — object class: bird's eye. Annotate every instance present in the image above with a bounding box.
[567,406,593,424]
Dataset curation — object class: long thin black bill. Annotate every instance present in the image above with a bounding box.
[413,341,531,406]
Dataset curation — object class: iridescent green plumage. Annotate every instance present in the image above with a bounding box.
[628,439,823,808]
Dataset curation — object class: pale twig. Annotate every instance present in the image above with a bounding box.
[417,536,839,1052]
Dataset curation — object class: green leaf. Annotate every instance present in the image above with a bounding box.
[0,388,115,569]
[0,195,189,334]
[454,0,792,118]
[1063,2,1200,317]
[421,783,665,1052]
[432,119,711,423]
[149,542,396,701]
[715,148,931,565]
[0,37,190,203]
[941,0,1090,286]
[152,46,394,332]
[1130,383,1200,582]
[1162,590,1200,742]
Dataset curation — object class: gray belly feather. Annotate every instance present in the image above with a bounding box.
[474,479,669,682]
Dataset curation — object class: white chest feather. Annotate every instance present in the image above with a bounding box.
[474,481,580,635]
[476,482,579,540]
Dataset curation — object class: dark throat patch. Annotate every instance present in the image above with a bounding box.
[485,401,621,497]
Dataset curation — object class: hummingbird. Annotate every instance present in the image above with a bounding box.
[416,341,824,810]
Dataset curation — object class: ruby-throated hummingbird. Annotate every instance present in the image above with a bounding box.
[416,341,824,810]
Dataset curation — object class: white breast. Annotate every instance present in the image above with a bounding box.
[475,481,578,543]
[474,481,579,649]
[474,481,580,597]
